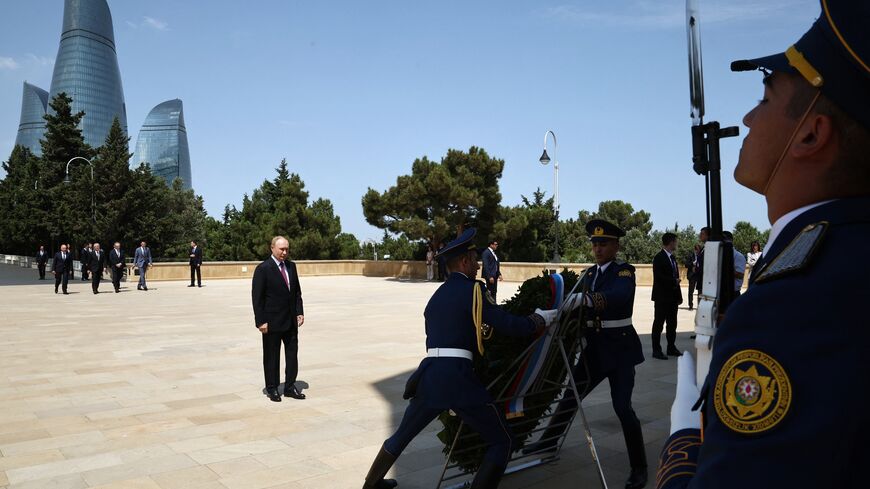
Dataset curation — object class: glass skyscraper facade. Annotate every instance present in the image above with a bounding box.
[14,82,50,156]
[132,99,192,189]
[48,0,127,148]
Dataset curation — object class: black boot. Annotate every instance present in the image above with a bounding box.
[470,460,505,489]
[362,446,398,489]
[623,418,648,489]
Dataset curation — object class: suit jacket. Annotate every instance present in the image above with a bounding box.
[652,249,683,305]
[52,251,71,274]
[189,246,202,266]
[36,250,48,265]
[81,248,92,265]
[481,247,500,280]
[88,250,106,274]
[251,257,304,333]
[108,248,125,269]
[133,247,152,268]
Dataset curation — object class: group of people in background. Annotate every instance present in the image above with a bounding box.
[37,240,205,293]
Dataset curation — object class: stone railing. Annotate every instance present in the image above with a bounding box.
[1,253,752,288]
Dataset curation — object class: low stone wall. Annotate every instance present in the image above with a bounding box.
[136,260,687,287]
[1,253,750,288]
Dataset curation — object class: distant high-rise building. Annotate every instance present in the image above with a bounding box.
[14,82,50,156]
[132,99,192,189]
[48,0,127,148]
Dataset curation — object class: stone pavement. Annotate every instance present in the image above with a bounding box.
[0,264,696,489]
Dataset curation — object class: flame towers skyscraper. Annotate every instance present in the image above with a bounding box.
[48,0,127,147]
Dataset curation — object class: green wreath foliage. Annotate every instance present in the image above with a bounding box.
[436,268,582,472]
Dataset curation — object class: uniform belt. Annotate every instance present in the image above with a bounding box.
[427,348,473,360]
[586,318,633,329]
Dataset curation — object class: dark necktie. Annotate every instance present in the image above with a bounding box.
[591,266,600,291]
[670,254,679,279]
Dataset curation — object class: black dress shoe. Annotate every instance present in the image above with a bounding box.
[652,351,668,360]
[667,347,683,357]
[188,284,195,287]
[115,288,120,293]
[284,386,306,400]
[625,466,648,489]
[62,291,69,295]
[266,388,282,402]
[143,287,148,291]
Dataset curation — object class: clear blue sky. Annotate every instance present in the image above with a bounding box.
[1,0,818,241]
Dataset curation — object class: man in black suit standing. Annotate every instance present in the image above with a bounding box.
[108,241,125,293]
[188,240,202,287]
[80,242,92,281]
[481,239,502,301]
[89,242,106,294]
[53,244,71,294]
[651,232,683,359]
[251,236,305,402]
[36,245,48,280]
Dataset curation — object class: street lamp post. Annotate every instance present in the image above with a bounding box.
[65,156,95,223]
[539,130,560,262]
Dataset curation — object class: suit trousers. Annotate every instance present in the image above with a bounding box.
[687,276,697,307]
[190,265,201,286]
[487,278,498,301]
[111,266,123,291]
[385,399,514,467]
[138,268,147,288]
[54,271,68,293]
[81,263,89,280]
[38,263,46,279]
[92,271,101,293]
[651,302,679,352]
[262,328,298,389]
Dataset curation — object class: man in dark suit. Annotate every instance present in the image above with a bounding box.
[80,243,92,281]
[52,244,71,294]
[481,238,502,301]
[36,245,48,279]
[108,241,125,293]
[188,240,203,287]
[89,242,106,294]
[251,236,305,402]
[651,232,683,360]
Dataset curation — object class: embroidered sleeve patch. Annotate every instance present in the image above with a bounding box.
[618,269,632,277]
[713,349,792,434]
[755,222,827,283]
[655,429,702,489]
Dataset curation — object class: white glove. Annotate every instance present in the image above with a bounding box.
[670,351,702,435]
[533,308,558,327]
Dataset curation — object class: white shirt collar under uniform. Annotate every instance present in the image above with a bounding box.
[763,200,835,256]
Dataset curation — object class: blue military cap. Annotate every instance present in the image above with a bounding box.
[731,0,870,129]
[585,219,625,243]
[435,228,478,261]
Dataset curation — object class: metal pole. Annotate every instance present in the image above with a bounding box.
[542,130,560,263]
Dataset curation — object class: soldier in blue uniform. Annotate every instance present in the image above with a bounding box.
[657,1,870,488]
[362,228,557,489]
[525,219,648,489]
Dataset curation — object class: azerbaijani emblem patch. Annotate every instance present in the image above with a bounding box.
[714,349,791,434]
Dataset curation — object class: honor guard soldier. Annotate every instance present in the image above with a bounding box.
[362,228,557,489]
[525,219,648,489]
[658,1,870,488]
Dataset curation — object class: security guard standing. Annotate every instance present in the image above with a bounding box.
[658,1,870,488]
[362,228,557,489]
[526,219,647,489]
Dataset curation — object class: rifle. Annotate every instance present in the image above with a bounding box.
[685,0,740,388]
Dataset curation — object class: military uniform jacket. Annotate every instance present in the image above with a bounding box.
[580,261,644,374]
[656,197,870,489]
[407,272,536,410]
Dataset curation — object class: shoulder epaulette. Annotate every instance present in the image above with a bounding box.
[755,221,827,284]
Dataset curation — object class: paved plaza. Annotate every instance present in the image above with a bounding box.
[0,264,696,489]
